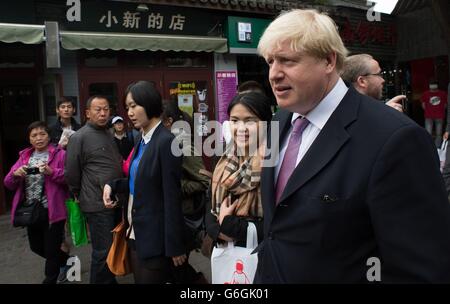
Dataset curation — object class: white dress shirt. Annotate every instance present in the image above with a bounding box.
[275,78,349,183]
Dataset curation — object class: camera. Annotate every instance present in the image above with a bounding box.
[25,167,40,175]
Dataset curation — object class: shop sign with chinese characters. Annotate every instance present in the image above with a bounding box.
[65,0,223,36]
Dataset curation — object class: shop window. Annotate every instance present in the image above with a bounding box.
[84,53,118,67]
[237,55,273,104]
[124,52,158,67]
[88,83,119,116]
[165,53,208,67]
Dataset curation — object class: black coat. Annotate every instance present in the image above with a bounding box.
[109,124,186,260]
[49,117,81,145]
[255,87,450,283]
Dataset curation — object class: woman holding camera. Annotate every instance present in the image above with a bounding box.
[4,121,69,284]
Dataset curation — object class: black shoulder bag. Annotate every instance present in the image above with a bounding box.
[13,183,46,227]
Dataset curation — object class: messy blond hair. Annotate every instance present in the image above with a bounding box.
[258,9,348,72]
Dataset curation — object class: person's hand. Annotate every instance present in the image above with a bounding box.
[386,95,406,112]
[13,165,27,178]
[443,132,449,140]
[103,184,117,208]
[58,136,69,149]
[219,195,237,225]
[172,254,187,267]
[39,163,53,175]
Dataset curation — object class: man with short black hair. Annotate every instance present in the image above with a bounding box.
[65,95,123,284]
[49,97,81,148]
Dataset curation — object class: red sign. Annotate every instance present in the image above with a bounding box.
[340,18,397,46]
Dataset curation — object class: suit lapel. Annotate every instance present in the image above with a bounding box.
[278,88,360,204]
[137,123,163,176]
[261,110,292,218]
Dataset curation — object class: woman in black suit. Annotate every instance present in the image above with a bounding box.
[103,81,186,283]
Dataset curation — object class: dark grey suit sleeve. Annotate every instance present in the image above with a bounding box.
[64,133,82,197]
[367,124,450,282]
[108,178,129,195]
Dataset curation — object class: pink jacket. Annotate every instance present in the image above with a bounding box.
[4,145,68,225]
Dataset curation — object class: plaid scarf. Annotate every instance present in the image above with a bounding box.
[211,143,264,219]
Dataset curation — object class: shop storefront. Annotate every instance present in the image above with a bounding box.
[216,15,273,120]
[395,3,449,125]
[227,16,272,96]
[0,0,229,212]
[0,1,46,214]
[61,0,226,122]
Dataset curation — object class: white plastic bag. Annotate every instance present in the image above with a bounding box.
[211,222,258,284]
[438,140,447,172]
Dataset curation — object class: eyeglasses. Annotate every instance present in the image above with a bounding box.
[362,72,384,79]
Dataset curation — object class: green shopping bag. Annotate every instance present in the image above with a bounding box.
[65,199,89,247]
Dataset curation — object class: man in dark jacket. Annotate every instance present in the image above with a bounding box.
[65,95,123,284]
[49,97,81,148]
[255,9,450,283]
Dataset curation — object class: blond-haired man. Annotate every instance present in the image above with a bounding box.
[256,9,450,283]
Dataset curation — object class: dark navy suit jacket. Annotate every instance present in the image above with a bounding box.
[110,124,186,260]
[255,87,450,283]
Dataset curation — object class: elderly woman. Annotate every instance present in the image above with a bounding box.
[4,121,69,284]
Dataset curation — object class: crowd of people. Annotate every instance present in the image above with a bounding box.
[4,8,450,284]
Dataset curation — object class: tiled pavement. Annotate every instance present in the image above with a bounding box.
[0,214,211,284]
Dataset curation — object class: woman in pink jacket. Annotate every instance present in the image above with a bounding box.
[4,121,69,284]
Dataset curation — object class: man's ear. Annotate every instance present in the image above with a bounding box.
[85,109,90,120]
[355,76,368,89]
[324,52,337,73]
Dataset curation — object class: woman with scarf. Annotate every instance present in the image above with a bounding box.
[205,92,272,251]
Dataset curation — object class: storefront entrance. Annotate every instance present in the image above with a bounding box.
[78,51,214,122]
[0,44,41,213]
[78,50,215,169]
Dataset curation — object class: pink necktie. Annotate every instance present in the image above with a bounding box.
[275,117,309,204]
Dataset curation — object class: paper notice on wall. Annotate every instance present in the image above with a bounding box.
[178,94,193,116]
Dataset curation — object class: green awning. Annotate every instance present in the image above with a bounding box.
[60,31,228,53]
[0,23,45,44]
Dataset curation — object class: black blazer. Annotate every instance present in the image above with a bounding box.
[110,123,186,260]
[255,87,450,283]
